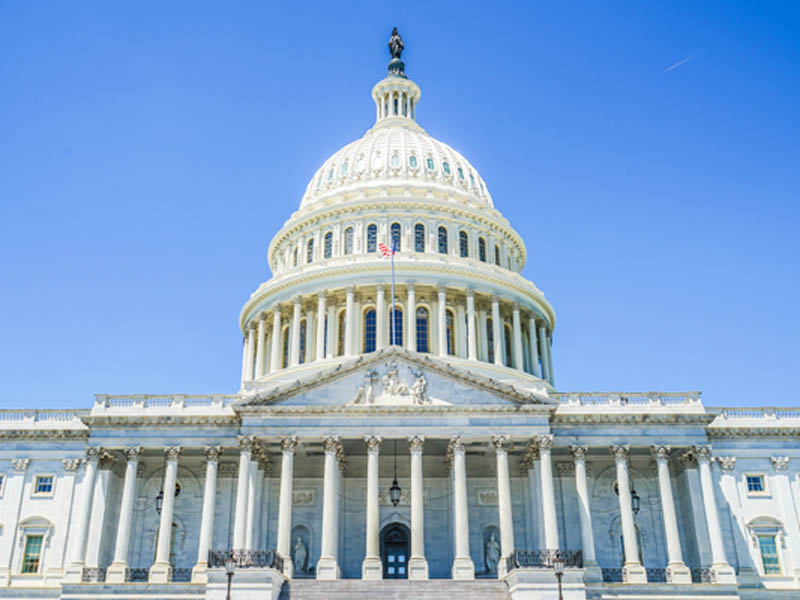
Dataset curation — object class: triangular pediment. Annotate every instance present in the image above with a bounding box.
[235,347,553,408]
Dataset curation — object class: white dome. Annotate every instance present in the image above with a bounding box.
[299,74,493,211]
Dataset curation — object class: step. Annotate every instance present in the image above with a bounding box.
[279,579,510,600]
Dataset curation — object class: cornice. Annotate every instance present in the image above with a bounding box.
[81,415,240,427]
[552,413,715,427]
[0,430,89,440]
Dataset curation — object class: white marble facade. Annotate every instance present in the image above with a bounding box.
[1,32,799,600]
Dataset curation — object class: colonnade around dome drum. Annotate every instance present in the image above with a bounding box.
[240,284,555,386]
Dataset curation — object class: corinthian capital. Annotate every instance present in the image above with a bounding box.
[323,435,341,453]
[12,458,30,472]
[281,436,298,452]
[238,435,257,453]
[164,446,182,461]
[610,445,630,461]
[124,446,142,461]
[449,435,465,452]
[205,446,223,461]
[537,435,553,451]
[694,445,712,463]
[650,445,671,461]
[717,456,736,472]
[771,456,789,472]
[365,435,382,452]
[62,458,82,472]
[407,435,425,451]
[85,447,102,461]
[569,445,587,461]
[492,435,510,450]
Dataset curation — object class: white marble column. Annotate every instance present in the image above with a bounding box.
[245,327,256,381]
[406,284,417,351]
[451,436,475,579]
[316,293,327,361]
[326,302,336,358]
[255,316,267,378]
[190,446,222,583]
[240,336,249,384]
[277,436,298,577]
[611,445,647,583]
[107,447,142,583]
[245,445,261,550]
[270,305,282,372]
[344,286,355,356]
[233,436,254,549]
[478,308,488,361]
[491,297,503,366]
[290,297,302,366]
[538,323,551,383]
[528,317,540,377]
[546,332,555,385]
[376,286,386,349]
[437,286,447,355]
[150,447,182,583]
[64,447,101,582]
[695,445,737,583]
[466,290,477,360]
[363,436,382,579]
[317,436,341,579]
[537,436,560,552]
[512,305,523,371]
[408,436,429,579]
[304,309,314,363]
[494,436,515,578]
[570,446,601,581]
[650,445,691,583]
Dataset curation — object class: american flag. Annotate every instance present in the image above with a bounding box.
[377,241,396,258]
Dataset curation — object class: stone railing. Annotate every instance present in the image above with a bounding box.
[208,549,284,572]
[0,409,89,434]
[0,409,88,423]
[505,549,582,572]
[711,407,800,420]
[552,392,702,408]
[94,394,237,409]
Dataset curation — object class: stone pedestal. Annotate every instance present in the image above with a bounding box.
[711,562,737,584]
[106,563,129,583]
[506,568,587,600]
[148,562,172,583]
[666,562,692,584]
[315,556,340,580]
[206,567,285,600]
[408,556,429,580]
[362,556,382,580]
[622,562,647,584]
[452,556,475,580]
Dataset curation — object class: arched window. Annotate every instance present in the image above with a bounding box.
[459,231,468,257]
[337,311,346,356]
[390,223,402,252]
[389,306,403,346]
[416,307,429,353]
[364,309,376,353]
[414,224,425,252]
[494,245,501,266]
[479,238,487,262]
[299,319,307,364]
[324,232,333,258]
[446,310,455,355]
[486,318,494,363]
[293,247,298,267]
[344,227,354,255]
[504,324,513,367]
[306,239,314,264]
[367,224,378,253]
[438,226,448,254]
[281,326,290,368]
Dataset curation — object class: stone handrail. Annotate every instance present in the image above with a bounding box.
[711,407,800,420]
[0,409,88,423]
[551,392,702,407]
[93,394,237,409]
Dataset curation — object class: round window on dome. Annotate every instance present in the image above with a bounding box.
[391,154,400,168]
[341,162,348,176]
[409,155,418,169]
[426,158,435,170]
[442,162,451,175]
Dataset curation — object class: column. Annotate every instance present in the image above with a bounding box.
[695,445,737,583]
[290,297,302,366]
[538,323,551,383]
[149,446,182,583]
[406,284,417,351]
[344,286,355,356]
[64,447,101,582]
[408,436,429,579]
[316,293,327,360]
[512,304,523,371]
[493,436,514,577]
[240,336,249,384]
[491,297,502,366]
[190,447,222,582]
[537,436,559,551]
[570,446,602,581]
[546,332,555,385]
[270,305,282,372]
[478,308,488,361]
[528,317,540,377]
[451,436,475,579]
[245,444,261,550]
[317,436,341,579]
[650,445,691,583]
[233,436,254,549]
[363,436,382,579]
[466,290,477,360]
[326,302,336,359]
[456,302,466,357]
[245,327,256,381]
[85,452,115,569]
[254,316,267,378]
[376,286,386,349]
[611,445,647,583]
[437,286,447,355]
[304,309,314,363]
[107,447,142,582]
[277,436,298,577]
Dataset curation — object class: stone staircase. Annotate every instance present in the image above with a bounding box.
[278,579,510,600]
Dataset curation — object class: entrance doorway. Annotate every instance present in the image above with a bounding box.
[380,523,410,579]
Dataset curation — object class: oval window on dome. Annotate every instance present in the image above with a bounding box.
[341,162,348,176]
[442,162,451,175]
[409,155,418,169]
[391,154,400,168]
[316,175,322,190]
[457,167,464,180]
[469,173,476,186]
[328,168,334,181]
[426,158,435,170]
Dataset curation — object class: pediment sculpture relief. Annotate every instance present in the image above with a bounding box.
[350,361,447,407]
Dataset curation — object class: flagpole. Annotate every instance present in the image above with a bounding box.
[390,244,396,346]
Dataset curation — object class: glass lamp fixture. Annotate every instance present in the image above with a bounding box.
[390,439,401,506]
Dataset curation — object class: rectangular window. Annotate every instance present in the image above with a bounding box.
[34,476,54,496]
[746,475,766,494]
[758,535,781,575]
[21,535,43,574]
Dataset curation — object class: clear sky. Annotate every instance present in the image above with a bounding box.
[1,2,798,409]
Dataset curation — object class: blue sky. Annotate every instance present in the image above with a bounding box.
[1,2,798,409]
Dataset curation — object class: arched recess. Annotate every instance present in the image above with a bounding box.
[16,516,55,575]
[291,523,313,577]
[380,522,410,579]
[746,515,786,576]
[481,524,501,576]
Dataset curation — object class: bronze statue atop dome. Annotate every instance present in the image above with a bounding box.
[388,27,404,60]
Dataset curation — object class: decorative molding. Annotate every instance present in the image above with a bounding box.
[165,446,182,461]
[537,435,553,451]
[477,489,498,505]
[124,446,143,460]
[293,489,316,506]
[12,458,30,472]
[650,445,671,461]
[448,435,464,452]
[569,445,587,460]
[694,445,713,462]
[238,435,257,453]
[407,435,425,451]
[610,445,630,461]
[281,436,298,452]
[62,458,82,472]
[556,462,574,476]
[204,446,223,461]
[365,435,382,452]
[86,447,102,460]
[323,435,341,453]
[98,450,116,469]
[218,463,238,476]
[717,456,737,472]
[492,435,509,450]
[771,456,790,472]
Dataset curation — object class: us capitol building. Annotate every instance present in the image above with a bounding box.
[1,31,798,600]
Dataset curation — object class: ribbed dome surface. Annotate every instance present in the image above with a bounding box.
[299,120,494,210]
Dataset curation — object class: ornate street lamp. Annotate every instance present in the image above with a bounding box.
[552,553,565,600]
[224,554,236,600]
[631,487,641,515]
[155,489,164,515]
[390,439,401,506]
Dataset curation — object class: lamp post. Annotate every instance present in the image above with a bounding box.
[224,555,236,600]
[390,439,401,506]
[552,553,565,600]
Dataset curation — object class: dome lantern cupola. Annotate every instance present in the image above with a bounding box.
[372,28,421,126]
